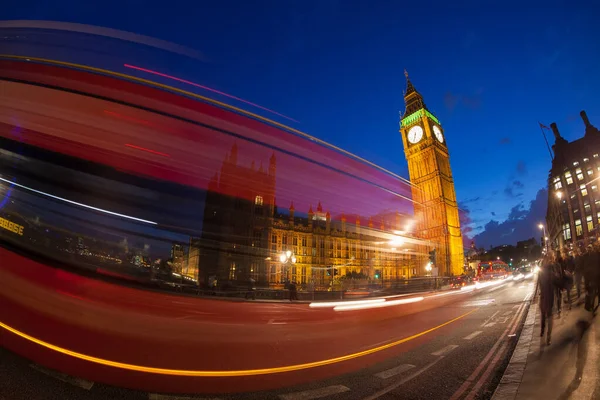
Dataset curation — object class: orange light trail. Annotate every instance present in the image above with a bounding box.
[124,64,299,123]
[0,309,478,377]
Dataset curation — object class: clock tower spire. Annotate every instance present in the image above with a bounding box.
[399,71,464,276]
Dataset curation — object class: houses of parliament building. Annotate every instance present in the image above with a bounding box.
[190,73,464,287]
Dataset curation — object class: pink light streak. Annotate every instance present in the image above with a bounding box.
[123,64,299,123]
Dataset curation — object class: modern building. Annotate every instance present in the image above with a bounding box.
[546,111,600,253]
[399,71,465,276]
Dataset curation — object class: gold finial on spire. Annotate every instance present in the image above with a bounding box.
[404,69,409,79]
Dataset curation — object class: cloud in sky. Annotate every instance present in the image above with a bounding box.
[471,188,548,249]
[499,137,511,145]
[444,89,484,112]
[516,160,527,176]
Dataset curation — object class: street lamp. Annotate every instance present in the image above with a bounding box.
[280,250,296,282]
[538,223,548,252]
[425,262,432,275]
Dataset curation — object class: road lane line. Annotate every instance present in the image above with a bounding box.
[279,385,350,400]
[481,311,499,327]
[30,364,94,390]
[374,364,415,379]
[463,331,483,340]
[0,309,478,377]
[449,302,526,400]
[432,345,459,356]
[361,357,444,400]
[464,342,509,400]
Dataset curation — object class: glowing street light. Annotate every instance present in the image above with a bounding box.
[556,191,563,200]
[389,236,404,246]
[279,251,297,282]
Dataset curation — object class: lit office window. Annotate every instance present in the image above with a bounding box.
[575,219,583,236]
[585,203,591,213]
[580,184,588,196]
[573,161,579,166]
[553,176,562,189]
[594,153,599,158]
[563,223,572,240]
[587,215,594,232]
[229,262,236,280]
[576,168,584,180]
[565,171,573,185]
[588,169,594,176]
[254,195,263,205]
[584,158,590,162]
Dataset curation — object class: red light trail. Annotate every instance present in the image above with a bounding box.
[124,143,171,157]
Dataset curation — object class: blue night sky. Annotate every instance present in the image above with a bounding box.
[5,0,600,248]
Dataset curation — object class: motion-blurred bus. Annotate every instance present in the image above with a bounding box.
[477,261,509,281]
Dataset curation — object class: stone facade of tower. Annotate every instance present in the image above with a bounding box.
[399,71,464,276]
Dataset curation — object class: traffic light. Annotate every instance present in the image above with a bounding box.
[375,269,381,279]
[429,249,437,265]
[326,269,331,276]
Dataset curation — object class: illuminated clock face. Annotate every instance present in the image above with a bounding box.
[407,125,424,144]
[433,125,444,143]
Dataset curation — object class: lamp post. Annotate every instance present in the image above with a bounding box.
[279,250,296,284]
[538,223,547,253]
[555,191,566,250]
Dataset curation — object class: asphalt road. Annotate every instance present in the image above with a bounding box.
[1,270,536,400]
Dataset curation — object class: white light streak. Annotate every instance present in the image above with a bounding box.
[309,299,385,309]
[333,297,424,312]
[0,177,157,225]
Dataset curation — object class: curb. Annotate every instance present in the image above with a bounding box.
[491,299,537,400]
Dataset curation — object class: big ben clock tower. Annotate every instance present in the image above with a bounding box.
[399,71,464,276]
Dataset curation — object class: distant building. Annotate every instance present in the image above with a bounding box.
[189,145,417,288]
[170,243,186,273]
[545,111,600,253]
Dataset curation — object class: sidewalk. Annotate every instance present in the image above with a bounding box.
[493,293,600,400]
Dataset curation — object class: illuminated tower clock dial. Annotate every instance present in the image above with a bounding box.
[407,125,424,144]
[433,125,444,143]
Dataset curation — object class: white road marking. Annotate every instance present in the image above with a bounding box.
[432,345,458,356]
[484,322,496,328]
[501,311,512,317]
[463,331,483,340]
[463,299,495,307]
[481,311,499,327]
[361,357,445,400]
[30,364,94,390]
[374,364,415,379]
[149,395,221,400]
[267,319,286,325]
[279,385,350,400]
